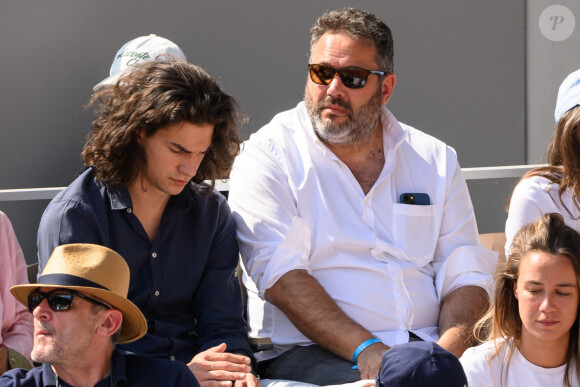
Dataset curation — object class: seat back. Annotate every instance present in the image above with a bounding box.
[479,232,507,274]
[27,262,39,284]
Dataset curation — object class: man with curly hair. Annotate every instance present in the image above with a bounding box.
[37,58,258,387]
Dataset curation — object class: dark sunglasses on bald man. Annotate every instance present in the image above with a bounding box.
[27,289,111,313]
[308,63,386,89]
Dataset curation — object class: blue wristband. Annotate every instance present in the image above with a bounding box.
[352,338,382,369]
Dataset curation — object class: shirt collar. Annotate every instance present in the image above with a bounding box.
[378,108,407,182]
[40,350,126,386]
[297,101,330,157]
[107,185,132,210]
[102,182,195,213]
[380,107,407,152]
[41,363,57,386]
[110,349,127,385]
[173,183,196,212]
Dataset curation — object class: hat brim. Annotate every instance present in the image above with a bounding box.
[11,283,147,344]
[93,72,122,91]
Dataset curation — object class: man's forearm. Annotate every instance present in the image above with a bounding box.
[437,285,489,357]
[265,269,385,362]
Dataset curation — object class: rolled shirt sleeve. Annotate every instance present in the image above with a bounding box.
[232,138,313,297]
[432,160,497,302]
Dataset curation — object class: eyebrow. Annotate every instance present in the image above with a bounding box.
[525,280,577,288]
[170,142,193,154]
[317,62,368,70]
[170,142,211,154]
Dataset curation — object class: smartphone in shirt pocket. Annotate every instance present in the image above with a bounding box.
[399,192,430,205]
[394,192,435,265]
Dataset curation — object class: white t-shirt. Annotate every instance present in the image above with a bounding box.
[460,340,579,387]
[505,175,580,255]
[229,102,496,360]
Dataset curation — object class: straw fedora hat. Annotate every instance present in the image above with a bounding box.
[11,243,147,344]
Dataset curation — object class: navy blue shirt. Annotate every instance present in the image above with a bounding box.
[0,349,199,386]
[37,169,253,363]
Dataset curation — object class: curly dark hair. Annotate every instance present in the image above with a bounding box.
[82,58,243,193]
[309,8,394,74]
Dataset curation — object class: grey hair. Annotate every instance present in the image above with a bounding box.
[309,8,394,73]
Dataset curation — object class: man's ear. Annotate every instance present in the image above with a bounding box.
[136,128,145,145]
[381,73,396,106]
[96,309,123,339]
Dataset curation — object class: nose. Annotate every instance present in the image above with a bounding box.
[539,294,556,313]
[178,153,205,177]
[325,74,347,98]
[32,299,52,320]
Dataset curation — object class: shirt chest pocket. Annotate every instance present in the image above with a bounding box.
[391,203,437,266]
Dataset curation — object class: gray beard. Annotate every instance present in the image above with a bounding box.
[305,85,383,145]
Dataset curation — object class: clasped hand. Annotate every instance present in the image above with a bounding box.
[188,343,260,387]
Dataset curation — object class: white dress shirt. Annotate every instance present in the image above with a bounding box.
[505,175,580,255]
[229,102,496,359]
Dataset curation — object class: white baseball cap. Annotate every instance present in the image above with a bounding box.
[555,68,580,123]
[93,34,186,91]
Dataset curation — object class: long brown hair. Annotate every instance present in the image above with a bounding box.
[82,58,243,193]
[507,107,580,214]
[474,213,580,386]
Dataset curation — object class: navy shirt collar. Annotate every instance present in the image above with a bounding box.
[40,363,56,386]
[107,185,131,211]
[98,176,195,213]
[39,349,127,386]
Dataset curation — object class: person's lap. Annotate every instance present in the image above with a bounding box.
[258,345,361,385]
[261,379,375,387]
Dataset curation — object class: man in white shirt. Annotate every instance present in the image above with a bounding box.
[228,7,496,385]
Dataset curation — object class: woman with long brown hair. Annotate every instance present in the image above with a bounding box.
[460,213,580,387]
[505,69,580,254]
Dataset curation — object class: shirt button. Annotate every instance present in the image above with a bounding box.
[152,252,157,258]
[154,290,160,296]
[126,208,132,214]
[170,356,175,361]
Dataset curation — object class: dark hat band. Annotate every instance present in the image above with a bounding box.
[38,273,110,291]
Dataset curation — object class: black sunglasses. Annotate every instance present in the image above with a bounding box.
[308,63,385,89]
[27,289,111,313]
